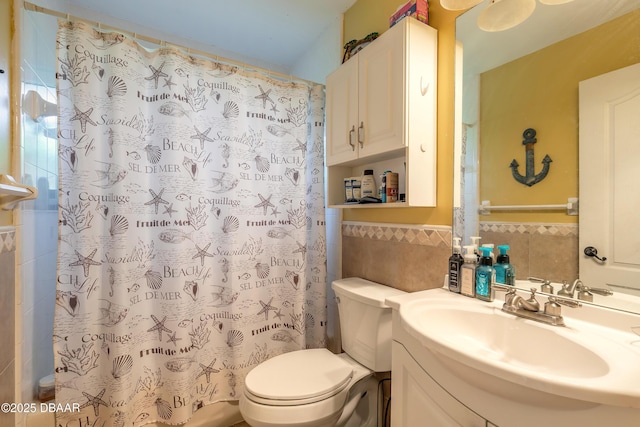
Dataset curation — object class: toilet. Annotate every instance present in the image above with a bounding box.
[239,277,406,427]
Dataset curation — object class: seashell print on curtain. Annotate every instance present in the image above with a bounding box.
[54,20,327,426]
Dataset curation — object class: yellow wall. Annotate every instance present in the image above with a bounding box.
[0,0,12,226]
[342,0,462,225]
[480,9,640,223]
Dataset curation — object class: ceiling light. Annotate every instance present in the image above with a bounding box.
[440,0,484,10]
[477,0,537,32]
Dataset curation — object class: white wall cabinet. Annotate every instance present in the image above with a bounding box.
[325,18,438,208]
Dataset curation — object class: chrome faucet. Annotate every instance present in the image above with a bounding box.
[494,284,581,326]
[558,279,613,301]
[507,287,540,312]
[557,279,582,298]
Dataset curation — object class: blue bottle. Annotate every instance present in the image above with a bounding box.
[495,245,515,285]
[476,247,495,301]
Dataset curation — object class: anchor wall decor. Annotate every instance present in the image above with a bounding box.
[510,128,552,187]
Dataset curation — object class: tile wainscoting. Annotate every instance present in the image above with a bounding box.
[340,221,578,292]
[342,222,451,293]
[0,227,16,427]
[479,222,579,283]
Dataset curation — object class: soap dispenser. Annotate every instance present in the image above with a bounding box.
[470,236,482,262]
[448,238,464,293]
[495,245,515,285]
[460,245,477,298]
[481,243,496,264]
[475,247,495,301]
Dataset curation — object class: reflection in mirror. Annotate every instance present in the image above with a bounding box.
[453,0,640,313]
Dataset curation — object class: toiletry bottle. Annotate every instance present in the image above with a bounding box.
[381,170,391,203]
[481,243,496,265]
[344,178,353,203]
[495,245,515,285]
[351,177,361,201]
[448,237,464,293]
[476,247,495,301]
[470,236,482,262]
[460,245,477,298]
[361,169,376,199]
[385,172,399,202]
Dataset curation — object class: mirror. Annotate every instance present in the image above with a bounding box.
[453,0,640,313]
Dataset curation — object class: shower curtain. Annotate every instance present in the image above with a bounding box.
[54,21,326,426]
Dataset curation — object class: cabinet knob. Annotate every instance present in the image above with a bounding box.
[349,126,356,151]
[358,122,364,148]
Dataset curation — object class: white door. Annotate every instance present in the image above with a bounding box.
[579,62,640,293]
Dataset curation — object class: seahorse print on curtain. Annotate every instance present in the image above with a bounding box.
[54,20,326,426]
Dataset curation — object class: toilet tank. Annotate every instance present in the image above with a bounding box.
[332,278,406,372]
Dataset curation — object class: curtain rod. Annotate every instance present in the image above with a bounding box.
[22,1,320,86]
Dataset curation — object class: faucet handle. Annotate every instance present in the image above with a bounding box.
[587,287,613,296]
[557,280,574,298]
[493,284,516,305]
[554,296,582,308]
[526,288,540,311]
[544,296,581,318]
[528,277,555,294]
[528,276,550,285]
[493,284,516,294]
[576,286,594,302]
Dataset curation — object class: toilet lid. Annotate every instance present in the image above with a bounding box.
[244,348,353,403]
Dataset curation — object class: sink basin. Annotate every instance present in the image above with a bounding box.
[419,307,609,379]
[391,288,640,409]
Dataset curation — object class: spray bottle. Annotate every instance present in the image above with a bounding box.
[495,245,515,285]
[448,237,464,293]
[475,246,495,302]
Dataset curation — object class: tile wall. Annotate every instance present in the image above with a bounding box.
[341,222,451,292]
[338,220,577,291]
[0,228,16,427]
[479,221,579,283]
[17,9,59,403]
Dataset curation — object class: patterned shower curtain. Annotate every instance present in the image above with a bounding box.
[54,21,326,426]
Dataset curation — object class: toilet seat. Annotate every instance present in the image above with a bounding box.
[244,348,353,406]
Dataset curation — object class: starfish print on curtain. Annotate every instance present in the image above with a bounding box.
[54,20,326,427]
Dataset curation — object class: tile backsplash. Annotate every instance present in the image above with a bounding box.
[341,222,451,292]
[479,221,578,283]
[0,227,16,427]
[340,220,578,292]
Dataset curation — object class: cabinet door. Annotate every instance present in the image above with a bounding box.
[357,22,405,159]
[391,343,486,427]
[326,58,359,166]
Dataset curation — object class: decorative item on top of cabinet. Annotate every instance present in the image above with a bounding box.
[325,18,438,208]
[342,32,380,63]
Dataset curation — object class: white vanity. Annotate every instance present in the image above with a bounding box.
[386,287,640,427]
